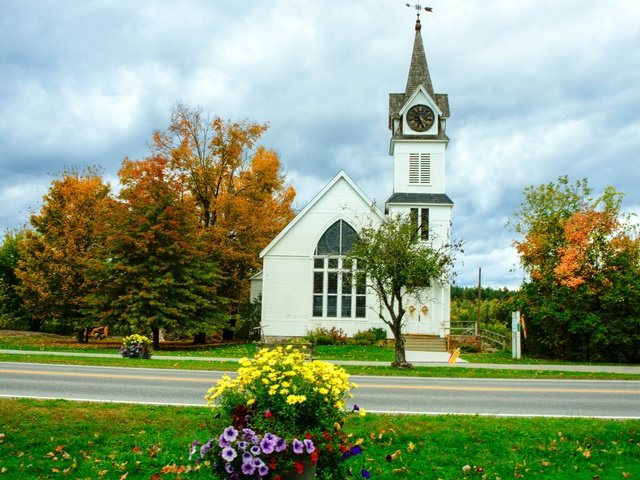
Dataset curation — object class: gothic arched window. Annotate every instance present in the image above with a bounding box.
[312,220,366,318]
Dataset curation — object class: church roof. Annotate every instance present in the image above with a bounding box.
[405,16,434,98]
[385,192,454,208]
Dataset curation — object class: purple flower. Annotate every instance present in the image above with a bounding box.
[225,463,235,474]
[221,446,237,462]
[242,428,256,437]
[200,439,214,457]
[250,445,261,456]
[361,469,371,479]
[274,437,287,452]
[304,439,315,454]
[292,438,304,454]
[223,426,239,443]
[189,439,199,459]
[258,464,269,477]
[353,404,360,411]
[237,441,248,450]
[260,436,276,454]
[350,445,362,456]
[242,452,253,464]
[218,433,230,448]
[241,462,256,475]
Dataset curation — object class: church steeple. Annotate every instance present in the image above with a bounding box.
[405,15,435,99]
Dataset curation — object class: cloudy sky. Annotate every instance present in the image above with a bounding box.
[1,0,639,288]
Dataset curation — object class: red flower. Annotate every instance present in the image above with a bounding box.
[294,462,304,474]
[273,476,281,480]
[311,451,319,463]
[269,458,277,470]
[265,409,272,418]
[305,432,312,439]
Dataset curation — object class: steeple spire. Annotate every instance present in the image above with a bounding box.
[404,6,434,98]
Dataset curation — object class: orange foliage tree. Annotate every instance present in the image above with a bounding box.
[511,176,640,361]
[85,156,226,349]
[15,168,113,335]
[152,104,296,317]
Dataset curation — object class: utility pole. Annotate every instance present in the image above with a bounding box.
[476,267,481,336]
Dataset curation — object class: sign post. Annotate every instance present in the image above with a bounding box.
[511,311,521,359]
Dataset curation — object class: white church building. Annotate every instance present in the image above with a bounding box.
[253,15,454,341]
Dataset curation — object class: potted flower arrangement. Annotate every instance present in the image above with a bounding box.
[193,345,367,479]
[119,334,152,359]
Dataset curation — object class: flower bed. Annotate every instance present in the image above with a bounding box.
[193,345,368,478]
[119,334,152,359]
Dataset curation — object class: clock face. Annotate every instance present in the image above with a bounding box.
[406,104,435,132]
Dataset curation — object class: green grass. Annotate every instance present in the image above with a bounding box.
[1,398,639,479]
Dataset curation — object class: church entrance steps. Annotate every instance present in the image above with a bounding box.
[404,334,448,352]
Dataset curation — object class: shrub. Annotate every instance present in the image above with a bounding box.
[119,334,152,359]
[350,327,387,345]
[303,326,346,345]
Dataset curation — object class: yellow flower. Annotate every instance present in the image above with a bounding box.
[247,398,255,406]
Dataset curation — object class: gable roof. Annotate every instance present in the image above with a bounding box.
[260,170,385,257]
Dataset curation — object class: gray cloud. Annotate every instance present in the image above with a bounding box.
[1,0,638,289]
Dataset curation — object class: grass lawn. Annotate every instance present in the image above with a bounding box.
[1,398,639,479]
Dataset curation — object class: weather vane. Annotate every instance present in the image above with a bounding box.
[405,2,433,17]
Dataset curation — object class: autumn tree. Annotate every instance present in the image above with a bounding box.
[0,230,28,329]
[348,214,459,368]
[15,168,113,334]
[511,176,640,361]
[86,156,226,349]
[151,104,296,338]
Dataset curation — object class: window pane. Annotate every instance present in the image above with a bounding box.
[327,296,337,317]
[313,272,324,294]
[421,208,429,240]
[340,222,358,254]
[328,272,338,293]
[342,272,352,294]
[313,296,323,317]
[316,221,341,255]
[356,274,366,294]
[328,258,338,269]
[314,258,324,269]
[356,296,366,318]
[341,295,352,317]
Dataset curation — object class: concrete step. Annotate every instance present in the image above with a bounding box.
[404,334,447,352]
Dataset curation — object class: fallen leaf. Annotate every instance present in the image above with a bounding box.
[51,468,60,473]
[98,470,109,477]
[462,464,471,473]
[583,449,591,459]
[55,445,65,453]
[131,446,142,455]
[622,472,632,479]
[120,473,129,480]
[148,444,161,457]
[541,461,550,467]
[407,441,415,453]
[150,474,162,480]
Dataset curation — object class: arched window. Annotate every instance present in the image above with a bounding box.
[312,220,366,318]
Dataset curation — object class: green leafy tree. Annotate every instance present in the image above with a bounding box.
[511,176,640,361]
[86,156,226,349]
[348,214,459,368]
[15,168,113,334]
[0,230,27,329]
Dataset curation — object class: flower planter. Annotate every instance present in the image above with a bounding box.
[280,461,317,480]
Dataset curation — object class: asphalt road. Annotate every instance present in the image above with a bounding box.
[1,362,639,419]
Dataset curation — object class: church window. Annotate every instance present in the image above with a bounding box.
[410,207,429,241]
[313,220,366,319]
[409,153,431,184]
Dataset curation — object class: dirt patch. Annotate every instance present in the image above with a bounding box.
[0,330,63,338]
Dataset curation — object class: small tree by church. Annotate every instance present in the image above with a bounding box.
[349,214,459,368]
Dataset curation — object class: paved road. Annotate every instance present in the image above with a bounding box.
[1,362,639,419]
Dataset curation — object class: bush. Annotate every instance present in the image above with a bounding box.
[120,334,152,359]
[350,327,387,346]
[303,326,346,345]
